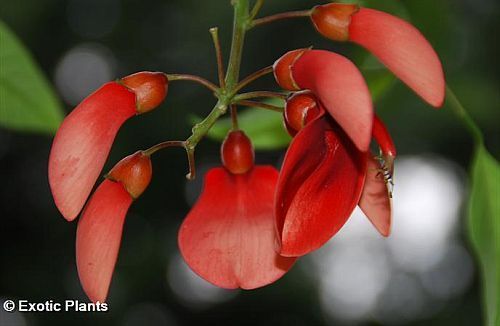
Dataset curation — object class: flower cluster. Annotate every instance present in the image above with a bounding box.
[48,2,444,302]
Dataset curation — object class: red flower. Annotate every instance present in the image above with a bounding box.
[178,131,296,289]
[274,49,373,152]
[76,151,152,302]
[274,50,395,257]
[275,113,367,257]
[49,72,167,221]
[310,3,445,107]
[277,112,396,256]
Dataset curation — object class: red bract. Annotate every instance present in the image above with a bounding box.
[311,3,445,107]
[275,115,367,257]
[359,115,396,237]
[179,131,296,289]
[358,156,392,237]
[274,49,373,152]
[283,91,322,136]
[76,152,152,302]
[49,72,167,221]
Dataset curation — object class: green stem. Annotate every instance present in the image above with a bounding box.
[250,0,265,20]
[236,100,283,112]
[225,0,250,91]
[234,90,287,101]
[446,86,483,145]
[149,0,260,179]
[185,101,228,150]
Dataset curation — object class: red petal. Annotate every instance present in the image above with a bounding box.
[276,116,367,256]
[49,82,136,221]
[358,156,392,237]
[76,179,133,303]
[349,8,445,107]
[178,167,296,289]
[292,49,373,152]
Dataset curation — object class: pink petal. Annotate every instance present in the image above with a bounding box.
[349,8,445,107]
[292,49,373,152]
[49,82,136,221]
[275,116,367,257]
[359,156,392,237]
[178,167,296,289]
[76,179,133,303]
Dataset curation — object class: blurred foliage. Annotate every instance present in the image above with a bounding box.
[468,145,500,326]
[0,20,63,134]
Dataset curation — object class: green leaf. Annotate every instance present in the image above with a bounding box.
[196,100,291,150]
[0,20,63,134]
[468,145,500,326]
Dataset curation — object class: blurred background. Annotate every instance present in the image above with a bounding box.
[0,0,499,325]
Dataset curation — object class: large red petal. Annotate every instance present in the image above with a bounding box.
[178,167,296,289]
[349,8,445,107]
[76,179,133,303]
[49,82,136,221]
[292,49,373,152]
[276,116,367,257]
[359,156,392,237]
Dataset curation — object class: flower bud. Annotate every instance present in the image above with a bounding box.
[106,151,152,199]
[310,3,359,41]
[221,130,254,175]
[284,91,323,136]
[273,49,308,91]
[121,72,168,114]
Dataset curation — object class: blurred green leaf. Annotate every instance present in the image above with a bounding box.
[468,145,500,326]
[0,20,63,134]
[193,99,291,150]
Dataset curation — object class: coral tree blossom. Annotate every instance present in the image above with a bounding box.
[47,3,447,300]
[48,72,167,221]
[76,151,152,303]
[310,3,445,107]
[179,131,296,289]
[273,46,436,256]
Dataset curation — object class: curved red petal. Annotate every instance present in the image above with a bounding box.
[292,49,373,152]
[49,82,136,221]
[178,167,296,289]
[76,179,133,303]
[359,156,392,237]
[276,116,367,257]
[349,8,445,107]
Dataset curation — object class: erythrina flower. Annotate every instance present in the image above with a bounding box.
[275,90,396,257]
[310,3,445,107]
[274,49,373,152]
[178,130,296,289]
[76,151,152,303]
[49,72,168,221]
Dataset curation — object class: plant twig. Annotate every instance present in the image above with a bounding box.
[251,9,312,28]
[209,27,226,88]
[235,100,283,112]
[166,74,219,93]
[234,66,273,93]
